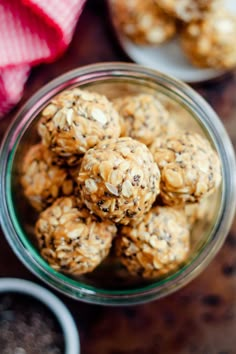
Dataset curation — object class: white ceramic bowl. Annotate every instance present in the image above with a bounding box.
[107,0,236,83]
[0,278,80,354]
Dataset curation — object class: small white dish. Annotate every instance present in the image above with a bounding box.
[108,0,236,83]
[0,278,80,354]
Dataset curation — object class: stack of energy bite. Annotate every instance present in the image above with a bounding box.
[21,88,221,279]
[110,0,236,69]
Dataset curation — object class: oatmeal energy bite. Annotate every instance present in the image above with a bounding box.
[113,94,170,146]
[110,0,176,45]
[116,206,190,278]
[181,11,236,69]
[35,196,117,275]
[151,131,221,205]
[77,137,160,225]
[156,0,220,22]
[21,144,74,211]
[38,88,121,166]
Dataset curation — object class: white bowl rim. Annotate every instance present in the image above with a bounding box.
[0,278,80,354]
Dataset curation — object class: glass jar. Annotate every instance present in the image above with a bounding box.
[0,63,235,305]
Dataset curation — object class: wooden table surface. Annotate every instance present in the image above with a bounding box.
[1,1,236,353]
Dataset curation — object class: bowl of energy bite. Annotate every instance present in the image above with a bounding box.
[108,0,236,82]
[0,63,235,305]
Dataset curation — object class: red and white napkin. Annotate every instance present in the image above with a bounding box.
[0,0,86,118]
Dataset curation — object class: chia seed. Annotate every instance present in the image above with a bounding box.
[0,293,64,354]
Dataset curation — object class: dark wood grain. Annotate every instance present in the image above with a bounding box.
[0,1,236,353]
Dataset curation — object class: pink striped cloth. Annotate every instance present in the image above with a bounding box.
[0,0,86,118]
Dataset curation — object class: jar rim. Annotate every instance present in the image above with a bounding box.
[0,62,235,305]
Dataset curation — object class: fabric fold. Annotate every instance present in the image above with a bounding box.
[0,0,86,118]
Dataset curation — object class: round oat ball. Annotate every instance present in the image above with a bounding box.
[156,0,220,22]
[181,11,236,69]
[77,137,160,225]
[113,94,170,146]
[116,206,190,278]
[21,144,75,211]
[110,0,176,45]
[150,131,222,206]
[35,196,117,275]
[38,88,121,166]
[158,95,188,133]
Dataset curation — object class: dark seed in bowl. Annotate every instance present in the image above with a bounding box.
[0,293,64,354]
